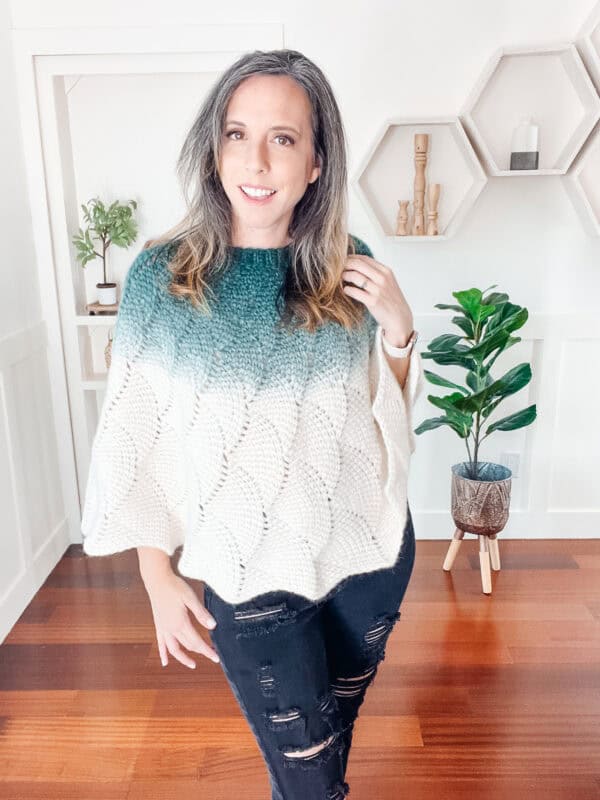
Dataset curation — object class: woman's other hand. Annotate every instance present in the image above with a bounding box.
[143,570,220,668]
[342,253,414,344]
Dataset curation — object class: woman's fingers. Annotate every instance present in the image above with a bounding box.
[145,573,221,669]
[164,632,197,669]
[343,266,384,290]
[158,629,220,669]
[178,625,221,665]
[157,632,168,667]
[347,253,389,278]
[185,587,217,631]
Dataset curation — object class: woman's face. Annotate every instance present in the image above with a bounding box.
[218,74,321,248]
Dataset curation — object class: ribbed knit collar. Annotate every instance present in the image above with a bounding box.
[227,243,292,281]
[226,243,292,271]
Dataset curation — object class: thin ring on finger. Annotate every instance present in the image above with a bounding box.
[344,264,383,289]
[343,269,371,291]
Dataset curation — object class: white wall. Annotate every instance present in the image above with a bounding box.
[2,0,598,637]
[0,0,72,641]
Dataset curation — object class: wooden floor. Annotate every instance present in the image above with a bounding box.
[1,538,600,799]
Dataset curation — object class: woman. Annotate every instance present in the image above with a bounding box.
[82,48,424,800]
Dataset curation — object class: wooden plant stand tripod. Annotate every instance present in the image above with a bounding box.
[443,529,501,595]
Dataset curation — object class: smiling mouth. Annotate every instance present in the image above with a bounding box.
[239,186,278,202]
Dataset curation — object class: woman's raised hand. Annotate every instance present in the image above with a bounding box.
[143,571,220,668]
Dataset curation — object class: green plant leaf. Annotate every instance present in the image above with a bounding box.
[481,283,498,295]
[486,303,528,335]
[482,290,508,307]
[414,415,471,438]
[414,416,454,434]
[427,391,469,411]
[453,288,482,321]
[454,362,532,414]
[423,369,470,395]
[420,349,478,370]
[485,404,537,434]
[434,303,465,312]
[465,369,493,393]
[468,327,511,362]
[426,394,473,437]
[477,304,497,324]
[481,395,505,419]
[451,315,474,338]
[428,333,465,351]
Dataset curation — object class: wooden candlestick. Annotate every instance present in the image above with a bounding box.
[413,133,429,235]
[427,183,441,235]
[396,200,410,235]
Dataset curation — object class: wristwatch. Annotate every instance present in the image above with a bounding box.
[381,328,419,359]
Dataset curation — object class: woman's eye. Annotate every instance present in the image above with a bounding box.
[224,131,294,146]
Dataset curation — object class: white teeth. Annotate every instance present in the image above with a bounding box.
[241,186,276,198]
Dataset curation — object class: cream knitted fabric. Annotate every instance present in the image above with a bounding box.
[81,235,425,603]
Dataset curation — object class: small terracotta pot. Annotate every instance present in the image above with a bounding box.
[450,461,512,536]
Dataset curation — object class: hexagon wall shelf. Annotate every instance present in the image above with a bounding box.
[578,2,600,93]
[352,116,487,241]
[461,43,600,176]
[564,120,600,236]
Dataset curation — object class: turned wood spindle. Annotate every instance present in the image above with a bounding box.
[413,133,429,236]
[426,183,441,236]
[396,200,410,236]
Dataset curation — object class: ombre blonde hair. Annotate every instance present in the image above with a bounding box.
[145,48,367,333]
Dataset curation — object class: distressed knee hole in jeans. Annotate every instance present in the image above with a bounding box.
[361,610,401,660]
[329,611,400,699]
[278,730,344,770]
[330,663,378,698]
[258,662,278,698]
[263,705,306,734]
[272,689,344,771]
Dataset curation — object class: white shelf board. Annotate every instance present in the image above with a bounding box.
[76,315,117,326]
[352,116,487,240]
[564,119,600,236]
[82,375,109,391]
[388,235,448,242]
[461,43,600,176]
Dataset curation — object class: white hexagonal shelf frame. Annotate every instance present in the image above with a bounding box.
[461,43,600,176]
[578,2,600,93]
[564,119,600,235]
[352,116,487,241]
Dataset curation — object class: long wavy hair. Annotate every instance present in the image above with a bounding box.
[145,48,365,333]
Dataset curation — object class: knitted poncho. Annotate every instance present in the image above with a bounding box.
[81,235,425,603]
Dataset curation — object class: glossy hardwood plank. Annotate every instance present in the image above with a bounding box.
[0,539,599,799]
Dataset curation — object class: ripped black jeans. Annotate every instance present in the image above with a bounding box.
[203,502,416,800]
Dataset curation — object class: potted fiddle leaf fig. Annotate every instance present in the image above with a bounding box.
[72,197,138,306]
[414,286,537,588]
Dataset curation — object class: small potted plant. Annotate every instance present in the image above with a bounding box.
[414,286,537,592]
[72,197,138,306]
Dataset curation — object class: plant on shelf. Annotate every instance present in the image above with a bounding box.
[72,196,138,308]
[414,285,537,594]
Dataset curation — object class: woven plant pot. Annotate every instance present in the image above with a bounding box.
[450,461,512,536]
